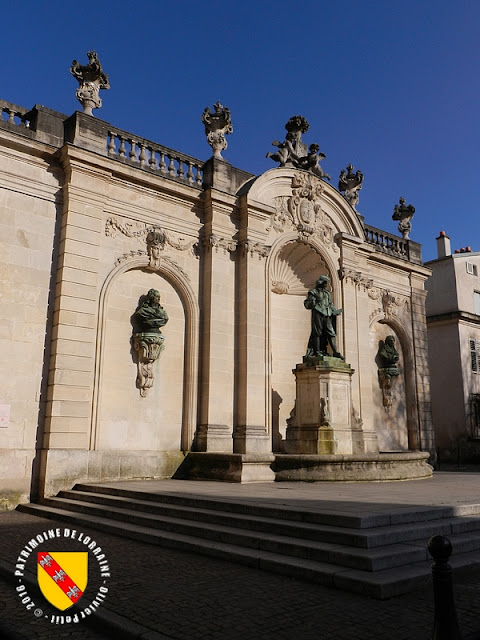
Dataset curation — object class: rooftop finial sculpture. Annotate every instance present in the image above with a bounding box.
[201,102,233,159]
[338,164,363,210]
[70,50,110,116]
[392,197,415,239]
[267,116,330,180]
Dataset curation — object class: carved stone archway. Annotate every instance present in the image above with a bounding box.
[91,256,199,453]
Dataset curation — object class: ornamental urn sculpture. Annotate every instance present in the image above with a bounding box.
[70,50,110,116]
[338,164,363,210]
[392,197,415,239]
[201,102,233,159]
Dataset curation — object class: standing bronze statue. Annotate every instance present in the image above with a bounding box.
[304,276,343,359]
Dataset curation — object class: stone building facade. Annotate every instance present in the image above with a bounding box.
[0,98,434,508]
[426,232,480,461]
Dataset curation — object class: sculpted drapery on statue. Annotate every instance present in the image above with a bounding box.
[267,116,330,180]
[304,276,343,359]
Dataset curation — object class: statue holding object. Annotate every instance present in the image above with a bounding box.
[304,275,343,359]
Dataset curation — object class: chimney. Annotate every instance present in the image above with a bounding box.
[436,230,451,258]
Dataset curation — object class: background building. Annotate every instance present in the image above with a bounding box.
[426,232,480,462]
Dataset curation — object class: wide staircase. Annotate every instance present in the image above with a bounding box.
[18,483,480,600]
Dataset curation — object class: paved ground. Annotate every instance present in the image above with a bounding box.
[0,472,479,639]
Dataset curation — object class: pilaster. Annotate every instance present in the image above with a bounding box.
[43,146,110,451]
[196,189,237,452]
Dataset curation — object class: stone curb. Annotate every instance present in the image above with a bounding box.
[0,558,172,640]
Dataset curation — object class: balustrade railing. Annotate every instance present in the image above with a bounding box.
[106,129,203,188]
[363,223,410,260]
[0,100,32,128]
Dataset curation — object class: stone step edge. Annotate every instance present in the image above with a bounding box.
[16,502,480,600]
[45,496,480,571]
[74,483,480,528]
[39,496,434,572]
[41,494,480,552]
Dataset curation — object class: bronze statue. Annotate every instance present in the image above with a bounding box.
[304,275,343,358]
[132,289,169,397]
[132,289,168,334]
[377,335,400,410]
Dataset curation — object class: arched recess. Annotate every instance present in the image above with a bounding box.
[91,256,198,454]
[265,233,341,451]
[369,313,420,452]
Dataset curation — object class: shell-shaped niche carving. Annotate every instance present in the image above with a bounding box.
[270,242,327,295]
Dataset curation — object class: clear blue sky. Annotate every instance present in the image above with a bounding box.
[2,0,478,261]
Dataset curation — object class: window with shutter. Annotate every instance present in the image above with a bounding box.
[470,339,479,373]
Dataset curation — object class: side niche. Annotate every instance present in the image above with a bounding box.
[370,325,408,451]
[97,270,185,452]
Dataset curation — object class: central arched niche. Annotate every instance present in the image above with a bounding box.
[97,267,185,452]
[269,240,329,451]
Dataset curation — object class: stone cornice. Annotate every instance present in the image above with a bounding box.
[427,310,480,326]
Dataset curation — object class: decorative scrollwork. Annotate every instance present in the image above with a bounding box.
[338,267,373,290]
[368,287,409,320]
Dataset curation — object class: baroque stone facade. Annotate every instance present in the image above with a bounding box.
[0,98,434,506]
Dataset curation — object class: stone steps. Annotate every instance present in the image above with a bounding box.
[17,484,480,600]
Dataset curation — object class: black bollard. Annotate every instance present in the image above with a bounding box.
[428,535,462,640]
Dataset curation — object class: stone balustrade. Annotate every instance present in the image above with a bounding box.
[107,128,203,187]
[0,100,32,128]
[363,223,422,264]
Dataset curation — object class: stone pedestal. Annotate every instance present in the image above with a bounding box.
[285,356,355,455]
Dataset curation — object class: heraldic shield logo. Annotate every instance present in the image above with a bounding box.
[37,552,88,611]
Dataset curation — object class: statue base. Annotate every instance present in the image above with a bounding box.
[285,356,358,455]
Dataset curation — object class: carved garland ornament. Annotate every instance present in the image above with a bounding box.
[105,217,197,255]
[268,173,337,251]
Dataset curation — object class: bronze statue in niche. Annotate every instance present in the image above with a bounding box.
[377,335,400,410]
[132,289,169,397]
